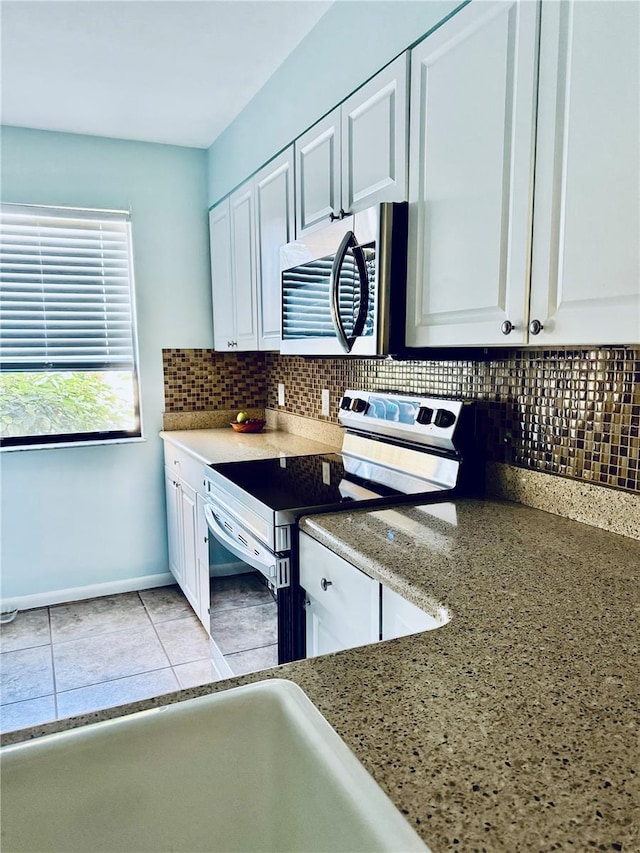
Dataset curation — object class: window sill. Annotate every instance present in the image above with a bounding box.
[0,437,147,452]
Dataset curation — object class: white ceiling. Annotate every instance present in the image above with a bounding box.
[0,0,333,149]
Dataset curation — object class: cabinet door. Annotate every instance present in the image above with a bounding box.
[406,1,539,347]
[381,585,443,640]
[229,183,259,350]
[164,468,183,586]
[299,532,379,658]
[254,148,295,351]
[196,494,211,632]
[209,199,236,352]
[179,480,200,616]
[529,1,640,345]
[295,108,341,236]
[341,54,409,214]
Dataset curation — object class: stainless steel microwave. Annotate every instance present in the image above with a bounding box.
[279,202,408,356]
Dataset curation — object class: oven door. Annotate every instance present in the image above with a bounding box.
[203,495,290,589]
[204,493,301,665]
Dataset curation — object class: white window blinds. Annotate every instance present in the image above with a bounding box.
[0,203,136,371]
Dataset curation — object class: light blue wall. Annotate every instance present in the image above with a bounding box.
[207,0,463,205]
[0,126,212,604]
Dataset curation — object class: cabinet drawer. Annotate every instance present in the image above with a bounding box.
[163,441,206,496]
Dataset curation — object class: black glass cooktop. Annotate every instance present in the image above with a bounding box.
[209,453,401,512]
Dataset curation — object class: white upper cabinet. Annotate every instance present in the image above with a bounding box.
[529,0,640,345]
[209,199,235,352]
[295,54,409,236]
[295,109,341,236]
[210,150,294,352]
[229,182,259,350]
[209,181,259,352]
[254,148,295,351]
[341,54,409,214]
[406,1,539,347]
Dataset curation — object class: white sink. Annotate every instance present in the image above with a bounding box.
[0,679,429,852]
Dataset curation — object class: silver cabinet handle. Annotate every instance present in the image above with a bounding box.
[501,320,516,335]
[529,319,544,335]
[329,209,349,222]
[320,578,332,591]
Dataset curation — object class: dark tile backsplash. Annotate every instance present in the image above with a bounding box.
[162,349,266,412]
[163,347,640,494]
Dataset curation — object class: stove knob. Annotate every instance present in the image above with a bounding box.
[350,398,368,414]
[416,406,434,425]
[434,409,456,429]
[340,396,352,410]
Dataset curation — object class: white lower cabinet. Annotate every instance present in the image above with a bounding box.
[196,494,212,628]
[178,479,199,616]
[163,441,210,631]
[381,585,443,640]
[299,531,443,658]
[164,468,203,622]
[164,468,184,588]
[299,532,379,658]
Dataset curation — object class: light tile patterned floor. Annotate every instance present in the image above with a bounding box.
[210,574,279,675]
[0,574,281,736]
[0,586,215,735]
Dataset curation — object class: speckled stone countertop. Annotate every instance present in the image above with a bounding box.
[3,496,638,851]
[159,426,338,465]
[297,500,640,852]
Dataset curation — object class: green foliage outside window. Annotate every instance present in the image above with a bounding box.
[0,372,136,439]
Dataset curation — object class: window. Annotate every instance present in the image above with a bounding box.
[0,203,142,447]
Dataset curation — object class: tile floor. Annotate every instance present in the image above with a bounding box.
[0,574,281,736]
[0,585,215,736]
[210,572,279,675]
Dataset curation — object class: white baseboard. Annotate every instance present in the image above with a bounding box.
[1,572,175,613]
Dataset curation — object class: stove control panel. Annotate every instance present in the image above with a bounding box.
[338,390,472,452]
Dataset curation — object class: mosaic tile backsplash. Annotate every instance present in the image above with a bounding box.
[162,349,265,412]
[163,347,640,494]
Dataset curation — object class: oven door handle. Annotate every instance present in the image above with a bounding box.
[203,503,290,588]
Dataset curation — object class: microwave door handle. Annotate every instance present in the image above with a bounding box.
[330,230,355,353]
[330,231,369,353]
[350,242,369,341]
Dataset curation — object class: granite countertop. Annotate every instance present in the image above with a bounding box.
[159,426,339,465]
[3,483,638,849]
[296,500,640,852]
